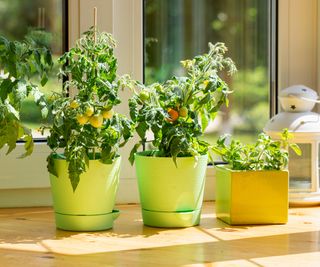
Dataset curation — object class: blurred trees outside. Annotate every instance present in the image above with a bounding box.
[0,0,63,131]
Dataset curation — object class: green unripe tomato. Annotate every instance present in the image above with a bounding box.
[139,91,149,101]
[179,106,188,117]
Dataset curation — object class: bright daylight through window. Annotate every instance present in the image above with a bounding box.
[0,0,65,139]
[144,0,271,146]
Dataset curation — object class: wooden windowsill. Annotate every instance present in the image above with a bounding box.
[0,202,320,266]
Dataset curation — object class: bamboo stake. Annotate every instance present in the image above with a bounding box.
[93,7,97,43]
[93,7,97,160]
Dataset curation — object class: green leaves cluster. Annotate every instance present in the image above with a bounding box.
[211,129,301,171]
[45,28,134,191]
[128,42,236,164]
[58,28,119,106]
[0,32,53,157]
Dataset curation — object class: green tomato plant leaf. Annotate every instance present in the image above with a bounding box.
[19,134,34,159]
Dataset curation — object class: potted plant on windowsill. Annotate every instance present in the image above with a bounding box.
[212,130,301,225]
[128,43,236,227]
[43,28,134,231]
[0,33,52,157]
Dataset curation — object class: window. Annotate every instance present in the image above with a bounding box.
[144,0,273,144]
[289,143,312,191]
[1,0,317,205]
[0,0,67,138]
[0,0,67,205]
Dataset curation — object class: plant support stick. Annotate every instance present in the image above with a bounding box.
[94,7,97,43]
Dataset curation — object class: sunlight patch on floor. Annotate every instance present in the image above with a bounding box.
[0,243,48,253]
[39,228,216,255]
[253,251,320,267]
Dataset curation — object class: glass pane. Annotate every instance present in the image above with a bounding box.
[289,143,312,191]
[144,0,270,144]
[0,0,65,139]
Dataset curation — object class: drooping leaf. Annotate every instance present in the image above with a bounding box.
[5,122,19,155]
[47,155,58,177]
[136,122,148,140]
[200,111,209,132]
[18,134,34,158]
[69,170,80,192]
[0,79,16,101]
[289,143,302,156]
[129,142,141,165]
[41,73,48,86]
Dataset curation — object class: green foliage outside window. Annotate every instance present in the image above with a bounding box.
[0,32,52,157]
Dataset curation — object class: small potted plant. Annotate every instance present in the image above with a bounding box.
[44,28,134,231]
[0,32,52,157]
[212,129,301,225]
[128,43,236,227]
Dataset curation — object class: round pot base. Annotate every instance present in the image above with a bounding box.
[141,209,201,228]
[55,210,120,231]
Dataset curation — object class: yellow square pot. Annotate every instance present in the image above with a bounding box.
[215,165,289,225]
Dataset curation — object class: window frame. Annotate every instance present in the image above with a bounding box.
[270,0,279,117]
[0,0,69,207]
[1,0,319,206]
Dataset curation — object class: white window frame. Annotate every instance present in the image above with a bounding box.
[278,0,319,97]
[0,0,319,207]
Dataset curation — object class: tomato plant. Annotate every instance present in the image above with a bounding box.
[128,42,236,165]
[0,31,52,157]
[44,28,134,191]
[211,129,301,170]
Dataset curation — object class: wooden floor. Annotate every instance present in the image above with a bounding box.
[0,202,320,267]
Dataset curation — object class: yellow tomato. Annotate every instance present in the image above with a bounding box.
[102,109,114,119]
[76,114,89,125]
[85,106,94,117]
[179,106,188,117]
[70,100,79,109]
[89,114,103,128]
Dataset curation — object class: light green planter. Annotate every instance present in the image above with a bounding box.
[135,151,208,228]
[49,155,121,231]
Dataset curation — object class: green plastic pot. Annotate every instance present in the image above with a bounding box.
[49,155,121,231]
[135,151,208,228]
